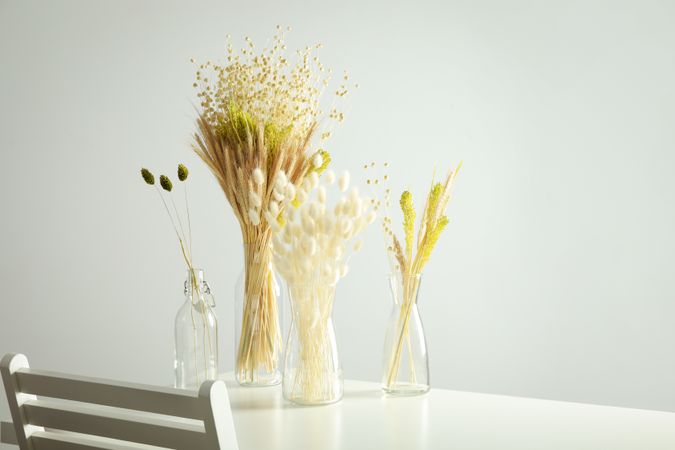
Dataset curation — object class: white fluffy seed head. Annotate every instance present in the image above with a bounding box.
[269,201,279,217]
[273,189,285,202]
[324,169,336,184]
[323,216,334,234]
[338,171,350,192]
[253,167,265,185]
[305,237,317,256]
[249,190,262,209]
[313,153,323,168]
[273,235,285,251]
[301,211,315,235]
[248,208,260,226]
[333,199,343,216]
[309,171,320,189]
[309,202,320,221]
[297,188,308,204]
[340,218,353,236]
[264,210,278,227]
[285,183,296,200]
[275,171,288,190]
[317,186,326,204]
[340,264,349,278]
[352,198,363,217]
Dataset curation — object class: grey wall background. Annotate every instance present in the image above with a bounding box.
[1,0,674,434]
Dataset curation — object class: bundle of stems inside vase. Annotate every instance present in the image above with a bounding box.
[191,28,349,384]
[376,165,461,389]
[286,283,340,403]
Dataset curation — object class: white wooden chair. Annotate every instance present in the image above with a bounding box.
[0,353,238,450]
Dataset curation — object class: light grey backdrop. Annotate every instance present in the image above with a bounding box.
[1,0,674,435]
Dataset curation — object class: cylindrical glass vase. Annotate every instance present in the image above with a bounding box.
[283,281,342,405]
[381,273,429,395]
[174,268,219,390]
[234,241,283,386]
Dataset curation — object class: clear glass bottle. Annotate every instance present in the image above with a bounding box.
[174,268,218,390]
[381,273,429,395]
[234,242,283,386]
[283,281,342,405]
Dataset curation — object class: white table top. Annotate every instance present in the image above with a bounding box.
[222,374,675,450]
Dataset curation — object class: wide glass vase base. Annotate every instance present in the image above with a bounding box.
[382,382,430,396]
[236,369,282,387]
[283,369,343,406]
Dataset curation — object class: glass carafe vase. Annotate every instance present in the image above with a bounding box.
[174,268,218,389]
[234,242,283,386]
[283,281,342,405]
[381,273,429,395]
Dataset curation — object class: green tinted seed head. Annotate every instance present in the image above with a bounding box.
[177,164,189,181]
[141,168,155,185]
[159,175,173,192]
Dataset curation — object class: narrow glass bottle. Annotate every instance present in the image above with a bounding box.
[174,268,218,390]
[382,273,429,395]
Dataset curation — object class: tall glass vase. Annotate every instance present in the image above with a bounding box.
[174,268,218,390]
[283,281,342,405]
[234,241,283,386]
[381,273,429,395]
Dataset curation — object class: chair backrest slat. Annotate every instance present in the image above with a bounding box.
[1,353,239,450]
[30,431,158,450]
[23,399,208,449]
[15,368,203,420]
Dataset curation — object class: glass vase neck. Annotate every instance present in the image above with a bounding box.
[388,273,422,306]
[185,268,206,302]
